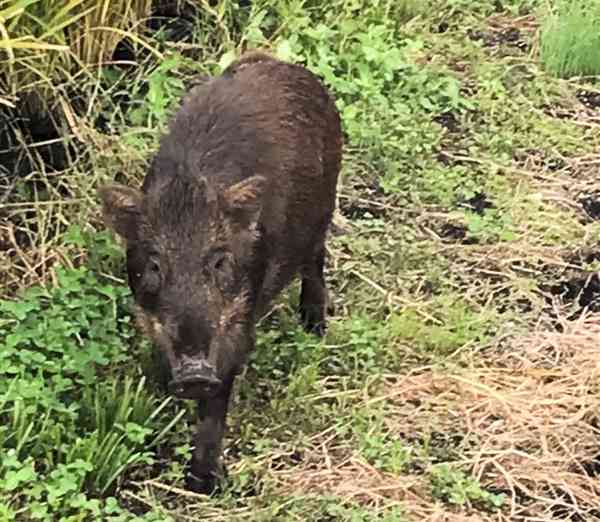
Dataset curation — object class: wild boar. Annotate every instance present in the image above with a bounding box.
[98,51,342,494]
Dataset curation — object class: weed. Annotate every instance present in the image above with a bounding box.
[127,55,186,128]
[353,408,413,474]
[430,463,505,511]
[64,225,125,276]
[388,294,498,356]
[250,313,393,381]
[263,495,408,521]
[463,207,516,242]
[440,0,541,16]
[0,266,182,520]
[0,0,153,110]
[246,0,475,196]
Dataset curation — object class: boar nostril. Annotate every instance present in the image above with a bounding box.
[169,359,222,399]
[169,376,221,399]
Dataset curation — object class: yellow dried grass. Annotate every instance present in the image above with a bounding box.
[273,312,600,521]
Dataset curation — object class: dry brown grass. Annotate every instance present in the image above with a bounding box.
[271,311,600,521]
[0,122,147,295]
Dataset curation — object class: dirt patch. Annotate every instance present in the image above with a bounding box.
[459,191,494,215]
[513,148,570,174]
[467,13,538,56]
[576,89,600,110]
[435,21,450,34]
[572,248,600,265]
[542,104,575,120]
[467,27,528,52]
[269,450,304,471]
[437,151,458,167]
[545,156,567,172]
[433,111,461,133]
[340,200,388,220]
[579,453,600,478]
[439,222,469,242]
[547,272,600,317]
[339,181,389,220]
[579,192,600,220]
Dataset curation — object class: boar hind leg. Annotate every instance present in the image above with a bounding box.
[186,375,234,494]
[300,242,329,336]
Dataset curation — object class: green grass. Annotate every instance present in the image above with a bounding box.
[3,0,600,520]
[541,0,600,78]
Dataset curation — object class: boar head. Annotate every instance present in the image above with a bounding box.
[98,173,265,399]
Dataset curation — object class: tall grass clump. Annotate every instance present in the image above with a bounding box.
[540,0,600,78]
[0,0,152,111]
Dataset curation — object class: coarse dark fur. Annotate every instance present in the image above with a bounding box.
[98,51,342,494]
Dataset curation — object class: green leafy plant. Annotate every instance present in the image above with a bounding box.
[235,0,474,196]
[352,408,413,474]
[127,55,186,128]
[388,295,497,356]
[64,225,126,276]
[463,208,515,242]
[0,266,183,520]
[250,313,394,382]
[430,464,505,511]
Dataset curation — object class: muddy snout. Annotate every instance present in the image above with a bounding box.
[169,358,221,399]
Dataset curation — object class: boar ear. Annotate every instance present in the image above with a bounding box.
[97,184,142,242]
[223,175,265,227]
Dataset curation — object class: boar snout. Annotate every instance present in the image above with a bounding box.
[169,356,222,399]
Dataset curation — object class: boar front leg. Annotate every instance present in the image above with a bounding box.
[300,242,329,336]
[186,374,234,494]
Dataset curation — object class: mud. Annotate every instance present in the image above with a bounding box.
[459,191,494,215]
[579,192,600,220]
[546,272,600,320]
[576,89,600,110]
[433,111,461,133]
[467,26,528,52]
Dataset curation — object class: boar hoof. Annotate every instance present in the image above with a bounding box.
[302,317,327,337]
[300,306,327,337]
[186,471,220,495]
[310,322,327,337]
[186,472,214,495]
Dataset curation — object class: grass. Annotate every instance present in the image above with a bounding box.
[0,0,153,106]
[4,0,600,520]
[540,0,600,78]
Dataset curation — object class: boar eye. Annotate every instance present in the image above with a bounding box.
[213,255,226,271]
[209,250,230,271]
[143,257,161,294]
[148,258,160,273]
[209,251,234,289]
